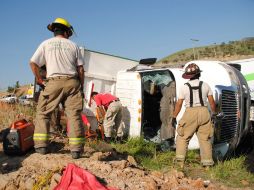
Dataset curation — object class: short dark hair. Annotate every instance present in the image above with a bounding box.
[53,27,66,36]
[52,23,70,36]
[91,91,98,97]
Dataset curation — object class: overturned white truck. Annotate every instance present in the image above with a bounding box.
[81,49,252,160]
[115,60,251,160]
[227,58,254,123]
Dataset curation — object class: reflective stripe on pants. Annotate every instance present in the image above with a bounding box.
[33,133,50,148]
[69,137,85,145]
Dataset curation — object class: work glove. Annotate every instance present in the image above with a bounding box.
[211,113,217,120]
[37,78,46,90]
[211,112,224,122]
[171,118,177,128]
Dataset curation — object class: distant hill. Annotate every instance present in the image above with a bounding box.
[157,38,254,66]
[0,85,31,98]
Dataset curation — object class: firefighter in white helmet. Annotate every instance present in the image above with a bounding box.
[30,17,85,159]
[172,63,216,169]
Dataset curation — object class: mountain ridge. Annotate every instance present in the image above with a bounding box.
[157,38,254,66]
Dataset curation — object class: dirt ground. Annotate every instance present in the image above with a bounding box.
[0,136,253,190]
[0,102,253,190]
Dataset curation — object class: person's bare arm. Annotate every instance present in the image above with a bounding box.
[208,95,216,113]
[173,99,184,118]
[77,65,85,90]
[30,62,43,83]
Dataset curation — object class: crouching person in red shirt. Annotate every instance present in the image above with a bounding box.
[91,92,123,143]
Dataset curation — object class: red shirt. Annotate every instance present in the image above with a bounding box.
[93,93,118,110]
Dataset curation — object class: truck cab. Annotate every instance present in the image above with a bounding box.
[116,60,251,160]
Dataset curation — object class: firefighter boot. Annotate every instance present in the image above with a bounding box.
[104,137,112,143]
[203,165,211,171]
[116,136,123,144]
[35,147,48,155]
[173,159,185,170]
[71,151,81,159]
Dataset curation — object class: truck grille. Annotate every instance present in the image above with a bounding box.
[219,90,238,143]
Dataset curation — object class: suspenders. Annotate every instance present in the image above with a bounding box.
[185,81,204,107]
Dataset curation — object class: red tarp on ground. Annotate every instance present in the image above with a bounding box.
[54,163,119,190]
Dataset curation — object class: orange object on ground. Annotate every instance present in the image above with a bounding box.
[96,106,105,140]
[3,119,35,155]
[54,163,119,190]
[85,129,98,139]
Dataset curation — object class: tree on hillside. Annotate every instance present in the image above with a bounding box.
[7,86,14,93]
[15,81,20,89]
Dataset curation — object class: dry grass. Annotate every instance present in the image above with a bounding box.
[0,102,36,130]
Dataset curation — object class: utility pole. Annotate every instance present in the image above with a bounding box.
[190,38,199,60]
[213,43,217,57]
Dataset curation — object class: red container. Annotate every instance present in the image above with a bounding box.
[3,119,35,155]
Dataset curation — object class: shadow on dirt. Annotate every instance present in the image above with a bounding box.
[48,141,66,153]
[0,150,33,174]
[245,149,254,173]
[0,131,68,174]
[0,128,34,174]
[243,126,254,173]
[233,126,254,174]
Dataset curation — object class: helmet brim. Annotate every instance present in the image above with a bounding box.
[182,70,202,79]
[47,23,70,32]
[47,23,74,37]
[47,24,54,32]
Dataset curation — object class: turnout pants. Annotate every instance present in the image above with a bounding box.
[175,107,214,166]
[160,81,176,140]
[103,101,123,138]
[33,77,85,152]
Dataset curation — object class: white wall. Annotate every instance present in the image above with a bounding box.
[80,48,139,129]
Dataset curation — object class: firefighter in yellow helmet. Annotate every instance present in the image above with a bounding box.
[30,17,85,159]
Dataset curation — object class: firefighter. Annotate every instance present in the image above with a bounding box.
[30,17,85,159]
[91,92,123,142]
[160,81,176,149]
[172,63,216,169]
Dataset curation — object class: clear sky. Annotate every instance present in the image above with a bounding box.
[0,0,253,90]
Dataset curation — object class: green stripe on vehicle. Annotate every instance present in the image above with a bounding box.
[245,73,254,81]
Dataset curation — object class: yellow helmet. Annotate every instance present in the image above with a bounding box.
[47,17,74,36]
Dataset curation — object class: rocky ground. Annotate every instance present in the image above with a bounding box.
[0,136,253,190]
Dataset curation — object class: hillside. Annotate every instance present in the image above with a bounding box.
[157,38,254,66]
[0,85,31,98]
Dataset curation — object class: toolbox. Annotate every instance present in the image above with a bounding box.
[3,119,35,155]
